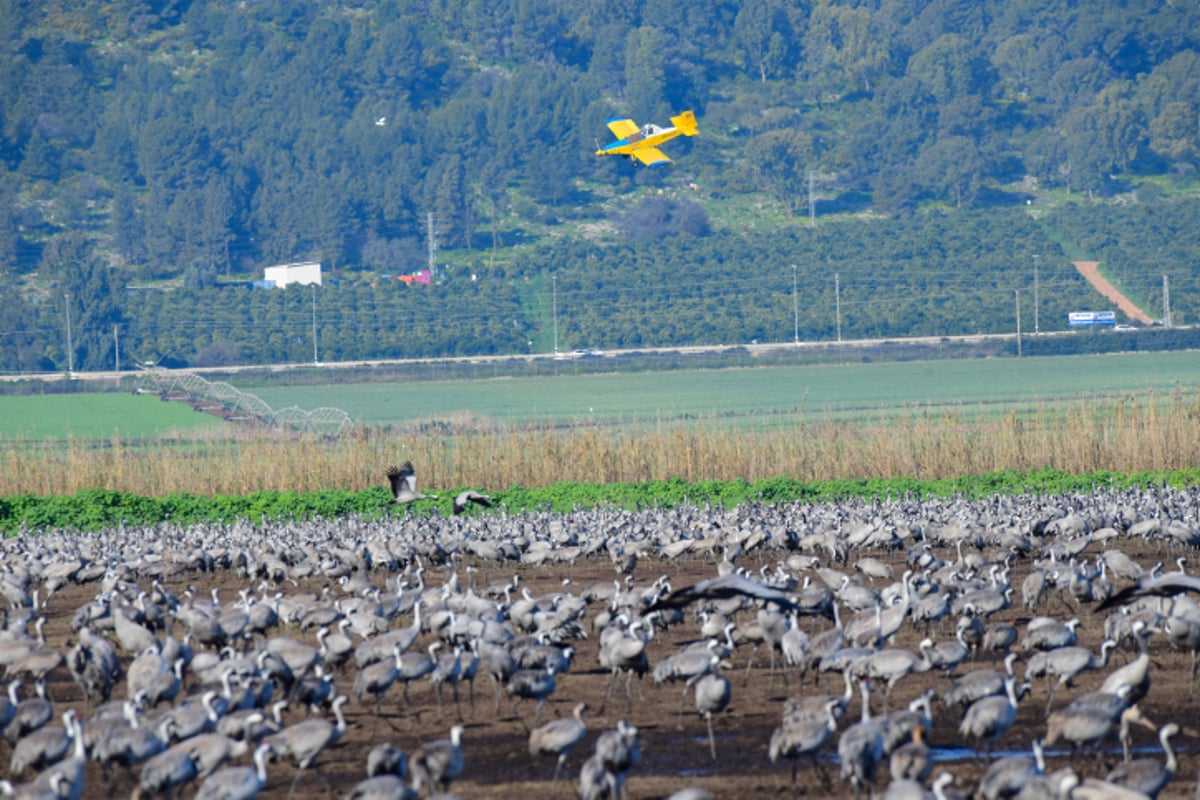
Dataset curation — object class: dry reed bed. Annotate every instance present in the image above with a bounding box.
[4,399,1200,497]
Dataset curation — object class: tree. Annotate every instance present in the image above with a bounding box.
[746,128,816,217]
[479,161,509,260]
[200,178,233,275]
[802,3,888,97]
[110,185,146,271]
[0,283,49,373]
[623,27,667,118]
[0,170,18,278]
[914,136,984,207]
[18,131,59,181]
[906,33,986,105]
[1062,80,1146,193]
[991,33,1039,100]
[734,0,789,82]
[39,232,125,371]
[1045,57,1113,113]
[1149,102,1199,168]
[513,0,568,63]
[430,155,468,249]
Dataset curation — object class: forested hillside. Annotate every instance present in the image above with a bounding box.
[2,0,1199,371]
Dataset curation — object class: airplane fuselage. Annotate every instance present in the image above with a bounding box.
[596,124,682,158]
[595,110,698,166]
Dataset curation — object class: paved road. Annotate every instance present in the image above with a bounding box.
[0,325,1155,383]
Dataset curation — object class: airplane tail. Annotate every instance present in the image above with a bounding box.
[671,110,698,137]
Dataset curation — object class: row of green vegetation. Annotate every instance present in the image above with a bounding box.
[5,468,1198,535]
[10,201,1200,373]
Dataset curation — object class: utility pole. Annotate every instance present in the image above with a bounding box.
[427,212,437,278]
[64,293,74,375]
[552,274,558,353]
[311,284,319,364]
[791,264,799,344]
[1163,274,1171,327]
[1015,289,1022,357]
[1032,254,1040,335]
[807,171,816,225]
[834,272,842,342]
[113,324,119,372]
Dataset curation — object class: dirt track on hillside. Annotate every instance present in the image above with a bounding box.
[1074,261,1154,324]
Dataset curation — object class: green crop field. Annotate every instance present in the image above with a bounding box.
[0,393,226,440]
[3,350,1200,441]
[247,350,1200,428]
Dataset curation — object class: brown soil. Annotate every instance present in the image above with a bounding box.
[1073,261,1154,324]
[15,540,1200,799]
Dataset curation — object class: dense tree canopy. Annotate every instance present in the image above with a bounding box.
[1,0,1198,370]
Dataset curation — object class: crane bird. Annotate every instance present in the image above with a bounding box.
[1096,569,1200,611]
[1104,721,1179,798]
[9,709,78,779]
[594,720,641,800]
[977,738,1045,800]
[597,619,649,714]
[345,774,416,800]
[690,662,731,760]
[452,490,493,515]
[529,701,588,783]
[854,642,934,710]
[770,698,841,794]
[1044,703,1155,768]
[888,723,930,783]
[411,724,464,795]
[354,644,404,731]
[959,675,1022,756]
[137,742,198,798]
[366,742,408,779]
[386,462,440,505]
[506,665,557,726]
[183,732,249,780]
[653,639,724,718]
[644,572,799,614]
[943,652,1020,711]
[8,711,85,800]
[394,642,442,718]
[838,679,884,800]
[263,694,348,799]
[1025,639,1117,714]
[195,742,271,800]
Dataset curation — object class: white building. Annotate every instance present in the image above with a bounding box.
[262,261,322,288]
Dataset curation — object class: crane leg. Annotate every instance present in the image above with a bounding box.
[743,645,759,686]
[551,754,565,785]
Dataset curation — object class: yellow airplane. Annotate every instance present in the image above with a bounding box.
[595,110,698,166]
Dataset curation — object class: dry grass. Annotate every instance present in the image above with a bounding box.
[4,397,1200,497]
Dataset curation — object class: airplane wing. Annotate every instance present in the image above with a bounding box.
[605,118,640,139]
[632,147,671,166]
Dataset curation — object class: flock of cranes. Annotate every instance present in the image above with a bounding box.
[0,472,1199,797]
